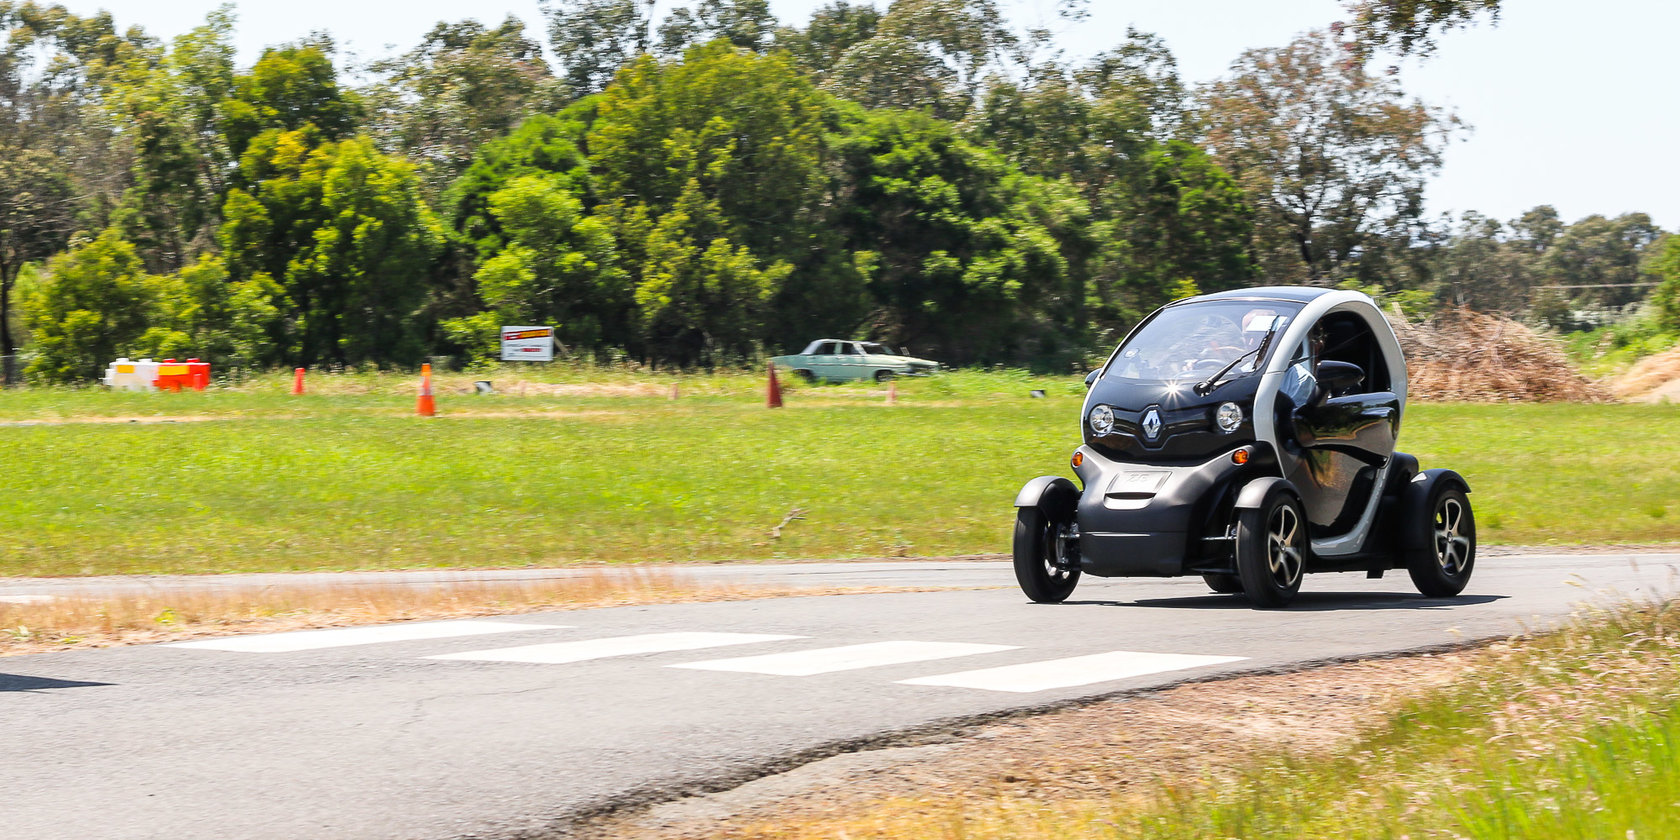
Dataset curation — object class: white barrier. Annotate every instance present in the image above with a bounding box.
[103,358,159,391]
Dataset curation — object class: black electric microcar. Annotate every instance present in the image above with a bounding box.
[1013,287,1475,608]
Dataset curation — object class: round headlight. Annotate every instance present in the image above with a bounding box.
[1089,404,1115,436]
[1215,402,1244,433]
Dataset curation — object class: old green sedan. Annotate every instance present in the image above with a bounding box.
[770,340,940,383]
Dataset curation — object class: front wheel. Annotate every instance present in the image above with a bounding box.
[1407,485,1475,597]
[1013,506,1081,603]
[874,369,895,383]
[1235,489,1307,608]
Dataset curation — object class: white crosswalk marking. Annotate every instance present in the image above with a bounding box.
[671,641,1018,676]
[426,632,804,664]
[167,620,567,653]
[898,650,1247,693]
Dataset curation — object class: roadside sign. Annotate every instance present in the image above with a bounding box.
[501,326,556,362]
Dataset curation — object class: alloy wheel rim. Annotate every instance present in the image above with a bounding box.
[1266,504,1303,587]
[1434,497,1470,575]
[1042,519,1075,581]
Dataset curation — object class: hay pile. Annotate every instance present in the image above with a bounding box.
[1611,346,1680,403]
[1388,308,1613,403]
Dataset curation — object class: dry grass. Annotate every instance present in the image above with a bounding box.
[1392,308,1614,402]
[1611,344,1680,402]
[0,572,888,656]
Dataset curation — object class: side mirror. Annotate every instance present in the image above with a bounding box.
[1083,369,1101,390]
[1315,360,1365,394]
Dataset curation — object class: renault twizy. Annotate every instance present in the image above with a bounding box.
[1013,287,1475,608]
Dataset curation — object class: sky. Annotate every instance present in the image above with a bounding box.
[52,0,1680,231]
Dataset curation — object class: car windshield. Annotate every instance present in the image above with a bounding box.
[1105,300,1304,383]
[859,343,895,356]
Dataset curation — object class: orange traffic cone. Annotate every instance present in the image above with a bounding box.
[292,367,306,395]
[887,379,897,405]
[417,363,436,416]
[767,363,784,408]
[669,382,679,400]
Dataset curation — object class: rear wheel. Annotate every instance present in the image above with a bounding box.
[1235,489,1307,608]
[1201,573,1243,594]
[1013,506,1081,603]
[874,369,895,383]
[1407,485,1475,597]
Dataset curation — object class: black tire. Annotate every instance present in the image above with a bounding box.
[1407,485,1476,597]
[874,369,895,383]
[1235,489,1307,608]
[1202,573,1243,594]
[1012,506,1081,603]
[795,369,816,383]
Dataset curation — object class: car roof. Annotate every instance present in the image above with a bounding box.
[1175,286,1337,305]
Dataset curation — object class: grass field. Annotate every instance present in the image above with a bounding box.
[1,369,1676,577]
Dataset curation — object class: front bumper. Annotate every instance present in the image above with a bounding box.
[1071,444,1262,577]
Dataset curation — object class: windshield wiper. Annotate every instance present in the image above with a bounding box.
[1194,322,1280,397]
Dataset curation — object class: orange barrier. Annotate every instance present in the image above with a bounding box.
[292,367,306,395]
[417,363,436,416]
[888,379,897,405]
[767,363,783,408]
[152,358,210,392]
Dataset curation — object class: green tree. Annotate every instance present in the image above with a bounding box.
[657,0,778,54]
[0,4,151,381]
[630,180,789,366]
[1510,204,1562,254]
[587,43,837,363]
[823,0,1019,119]
[588,43,827,256]
[1199,30,1456,286]
[972,35,1247,330]
[219,38,361,160]
[1533,213,1665,322]
[220,132,445,367]
[23,230,154,383]
[1108,140,1252,303]
[546,0,655,96]
[445,111,592,260]
[1341,0,1501,58]
[103,7,239,272]
[834,108,1090,364]
[448,172,630,360]
[136,254,282,367]
[773,1,880,75]
[1649,235,1680,333]
[0,147,79,382]
[1432,211,1532,313]
[365,17,564,195]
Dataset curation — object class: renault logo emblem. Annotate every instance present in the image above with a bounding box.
[1141,407,1162,441]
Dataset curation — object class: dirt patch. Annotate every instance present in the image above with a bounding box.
[428,409,633,420]
[441,380,673,398]
[0,415,220,427]
[586,650,1474,839]
[1611,345,1680,403]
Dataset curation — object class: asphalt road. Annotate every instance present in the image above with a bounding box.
[4,552,1676,840]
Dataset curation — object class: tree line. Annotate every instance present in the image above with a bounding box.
[2,0,1671,383]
